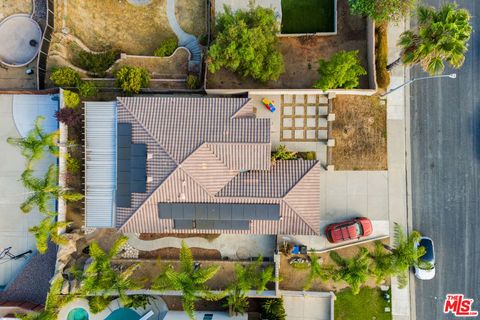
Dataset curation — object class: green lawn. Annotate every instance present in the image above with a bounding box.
[281,0,335,34]
[335,288,392,320]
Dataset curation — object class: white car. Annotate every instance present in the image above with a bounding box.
[414,236,435,280]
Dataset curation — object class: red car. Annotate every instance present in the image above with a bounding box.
[325,217,373,243]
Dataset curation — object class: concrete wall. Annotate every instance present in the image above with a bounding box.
[366,18,377,91]
[206,88,376,96]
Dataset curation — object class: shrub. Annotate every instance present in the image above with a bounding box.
[115,66,150,94]
[63,90,81,108]
[314,50,367,91]
[186,74,200,89]
[208,5,284,82]
[271,145,297,162]
[50,67,81,87]
[348,0,415,23]
[298,151,317,160]
[55,108,82,127]
[78,81,98,98]
[261,298,286,320]
[375,23,390,90]
[66,154,81,174]
[154,38,178,57]
[72,46,118,76]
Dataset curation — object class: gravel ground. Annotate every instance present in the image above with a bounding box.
[32,0,47,31]
[0,242,57,305]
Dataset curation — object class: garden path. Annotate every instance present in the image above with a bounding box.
[166,0,201,69]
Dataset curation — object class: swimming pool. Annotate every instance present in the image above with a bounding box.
[105,308,141,320]
[67,308,89,320]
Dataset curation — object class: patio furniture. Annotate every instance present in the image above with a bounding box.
[291,245,307,254]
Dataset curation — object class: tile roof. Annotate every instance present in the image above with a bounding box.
[103,97,320,235]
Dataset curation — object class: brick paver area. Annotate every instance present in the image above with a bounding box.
[280,94,329,142]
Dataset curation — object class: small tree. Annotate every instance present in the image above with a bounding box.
[314,50,367,91]
[29,213,70,254]
[261,298,286,320]
[55,108,83,127]
[50,67,81,87]
[20,165,84,213]
[152,241,221,319]
[386,223,431,288]
[348,0,415,23]
[395,3,472,75]
[7,116,59,166]
[154,38,178,57]
[63,90,81,108]
[330,247,370,295]
[208,5,284,82]
[115,66,150,94]
[304,254,333,290]
[78,81,98,98]
[224,257,276,316]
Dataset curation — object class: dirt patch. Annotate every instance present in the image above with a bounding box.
[0,1,31,18]
[207,0,369,89]
[162,296,263,313]
[280,238,390,292]
[175,0,206,37]
[62,0,175,55]
[115,259,274,290]
[139,233,220,241]
[138,247,221,260]
[332,95,387,170]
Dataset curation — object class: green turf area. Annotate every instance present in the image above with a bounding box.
[281,0,335,34]
[335,287,392,320]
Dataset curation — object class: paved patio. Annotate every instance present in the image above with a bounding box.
[0,94,58,289]
[250,93,329,166]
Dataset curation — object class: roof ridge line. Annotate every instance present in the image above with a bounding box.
[230,98,253,119]
[117,98,179,166]
[281,160,320,197]
[281,199,319,235]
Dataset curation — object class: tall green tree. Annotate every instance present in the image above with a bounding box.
[152,241,221,319]
[224,257,276,316]
[20,165,84,213]
[7,116,59,166]
[29,212,70,254]
[304,254,334,290]
[396,3,472,75]
[314,50,366,91]
[348,0,415,22]
[80,237,141,313]
[208,5,284,82]
[386,223,431,288]
[330,248,370,295]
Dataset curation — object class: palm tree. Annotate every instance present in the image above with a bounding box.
[386,223,431,288]
[393,3,472,75]
[7,116,59,166]
[152,241,221,320]
[303,254,333,290]
[224,257,276,316]
[330,247,370,295]
[80,237,141,313]
[29,212,71,254]
[20,164,83,213]
[369,241,397,284]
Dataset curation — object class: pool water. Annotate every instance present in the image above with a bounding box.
[67,308,89,320]
[105,308,141,320]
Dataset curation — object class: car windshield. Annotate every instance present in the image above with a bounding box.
[419,239,434,261]
[355,222,363,235]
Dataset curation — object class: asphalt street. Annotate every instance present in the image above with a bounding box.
[410,1,480,319]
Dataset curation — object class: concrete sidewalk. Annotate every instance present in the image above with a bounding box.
[386,19,414,320]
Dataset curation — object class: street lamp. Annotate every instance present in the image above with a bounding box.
[381,73,457,97]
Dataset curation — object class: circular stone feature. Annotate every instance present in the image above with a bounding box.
[0,14,42,67]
